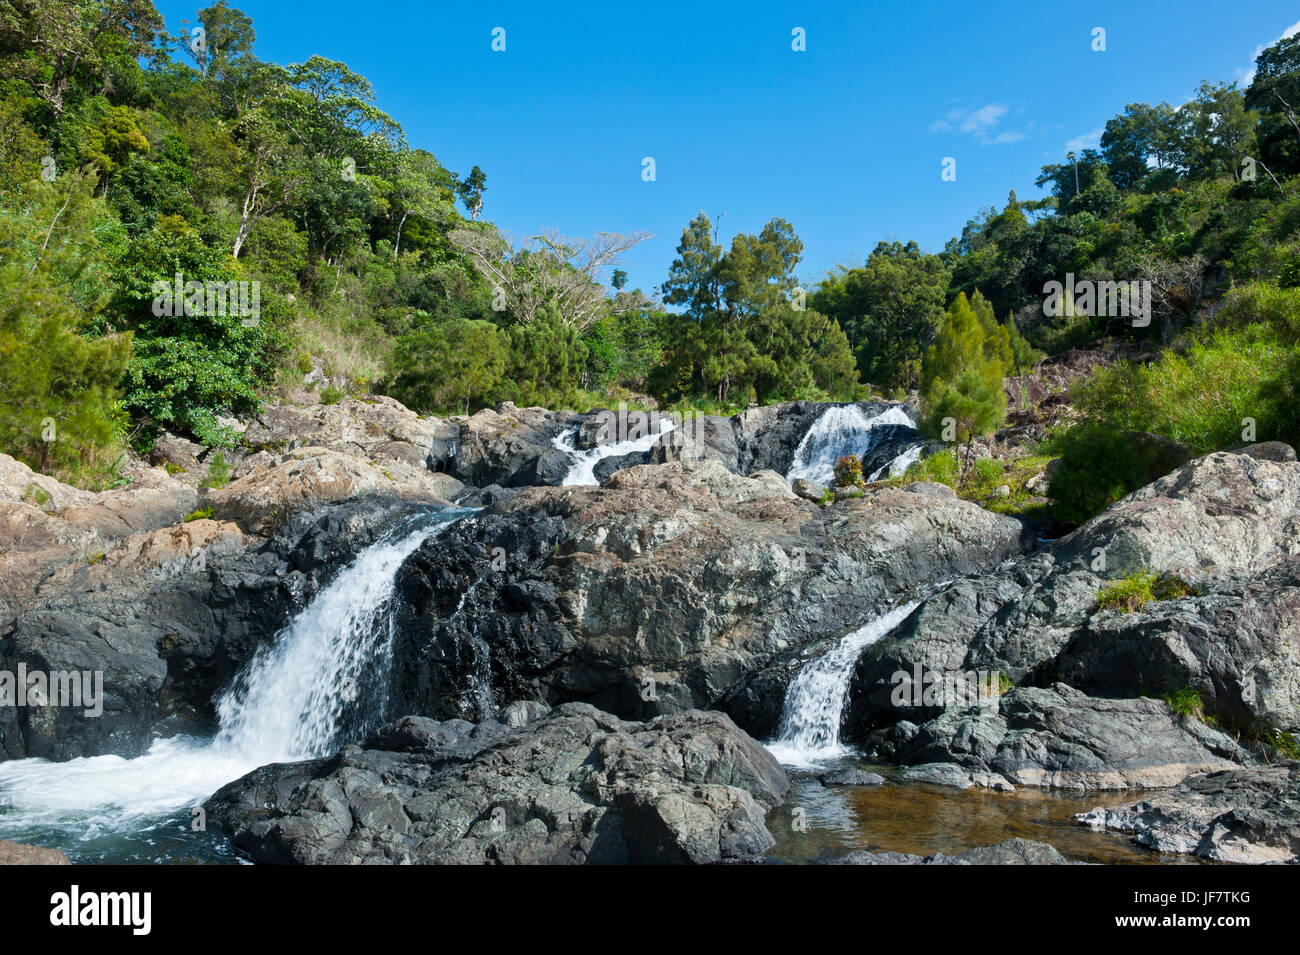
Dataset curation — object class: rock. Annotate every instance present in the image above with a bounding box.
[842,449,1300,786]
[866,684,1245,790]
[1237,441,1297,463]
[1078,764,1300,863]
[206,702,789,865]
[448,403,577,487]
[830,837,1071,865]
[897,763,1015,791]
[206,447,457,536]
[1,498,439,761]
[905,481,955,498]
[791,478,828,503]
[820,769,885,787]
[386,457,1027,736]
[992,484,1012,498]
[150,432,205,475]
[0,840,71,865]
[834,486,865,500]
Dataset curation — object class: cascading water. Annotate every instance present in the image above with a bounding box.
[785,404,921,486]
[552,416,676,486]
[0,509,469,860]
[766,599,921,768]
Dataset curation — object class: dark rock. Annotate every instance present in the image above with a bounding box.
[386,457,1026,735]
[1078,763,1300,863]
[206,702,789,865]
[791,478,828,503]
[820,769,885,787]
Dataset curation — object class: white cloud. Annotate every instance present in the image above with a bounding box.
[931,103,1023,145]
[1065,128,1102,153]
[1238,19,1300,87]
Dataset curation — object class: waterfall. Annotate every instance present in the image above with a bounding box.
[786,404,919,486]
[766,600,921,767]
[0,510,466,843]
[553,416,676,486]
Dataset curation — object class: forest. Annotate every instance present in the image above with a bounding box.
[3,1,1300,525]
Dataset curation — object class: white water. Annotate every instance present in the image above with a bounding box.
[867,442,924,482]
[766,600,921,768]
[0,513,462,843]
[785,404,917,486]
[552,415,676,486]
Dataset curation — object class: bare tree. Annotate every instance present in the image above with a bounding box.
[450,226,652,329]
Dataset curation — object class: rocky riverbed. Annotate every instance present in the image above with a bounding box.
[2,393,1297,865]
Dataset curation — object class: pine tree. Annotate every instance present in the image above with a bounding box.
[921,293,1007,481]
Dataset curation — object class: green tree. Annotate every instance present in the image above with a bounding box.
[389,318,507,414]
[921,293,1007,479]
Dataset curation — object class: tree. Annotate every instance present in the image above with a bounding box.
[452,164,486,220]
[812,240,950,389]
[1245,33,1300,178]
[1100,102,1182,189]
[0,171,129,483]
[920,293,1006,479]
[229,107,301,258]
[389,319,507,414]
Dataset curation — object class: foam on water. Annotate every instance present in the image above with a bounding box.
[552,416,675,486]
[786,404,917,485]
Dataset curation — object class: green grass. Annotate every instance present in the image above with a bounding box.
[320,387,345,406]
[200,452,231,491]
[1096,572,1198,613]
[162,461,187,476]
[885,449,1054,517]
[23,483,51,507]
[184,507,214,522]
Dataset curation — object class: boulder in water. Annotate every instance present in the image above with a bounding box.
[205,702,789,865]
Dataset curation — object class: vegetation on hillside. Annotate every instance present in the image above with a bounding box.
[2,2,1299,524]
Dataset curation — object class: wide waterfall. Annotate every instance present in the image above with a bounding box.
[766,600,922,767]
[0,510,467,858]
[785,404,923,486]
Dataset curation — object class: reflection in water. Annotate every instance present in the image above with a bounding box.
[767,761,1203,865]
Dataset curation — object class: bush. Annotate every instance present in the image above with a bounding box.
[833,454,864,488]
[1046,424,1190,526]
[1096,572,1197,613]
[901,448,959,487]
[201,452,231,490]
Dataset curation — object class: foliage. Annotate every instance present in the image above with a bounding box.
[1096,572,1197,614]
[833,454,864,488]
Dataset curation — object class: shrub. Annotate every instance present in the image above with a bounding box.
[1096,572,1197,613]
[320,387,344,406]
[201,452,230,490]
[184,506,213,522]
[1046,424,1190,526]
[834,454,864,488]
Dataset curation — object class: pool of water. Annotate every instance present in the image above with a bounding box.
[766,758,1199,865]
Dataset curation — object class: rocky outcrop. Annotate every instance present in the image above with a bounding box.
[206,701,789,865]
[207,446,458,536]
[442,403,577,487]
[1078,764,1300,863]
[830,837,1071,865]
[842,448,1300,787]
[0,839,71,865]
[387,457,1027,735]
[878,685,1246,790]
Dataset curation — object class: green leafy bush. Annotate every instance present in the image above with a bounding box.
[834,454,864,487]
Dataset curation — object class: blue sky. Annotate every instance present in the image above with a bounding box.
[155,0,1300,296]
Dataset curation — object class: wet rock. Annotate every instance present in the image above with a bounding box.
[448,403,577,487]
[206,702,789,865]
[1078,763,1300,863]
[820,769,885,787]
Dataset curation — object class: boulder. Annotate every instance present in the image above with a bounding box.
[206,702,789,865]
[0,840,71,865]
[1078,763,1300,863]
[791,478,828,503]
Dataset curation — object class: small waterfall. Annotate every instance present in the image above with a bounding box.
[0,510,467,846]
[766,600,921,767]
[786,404,918,486]
[553,416,676,486]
